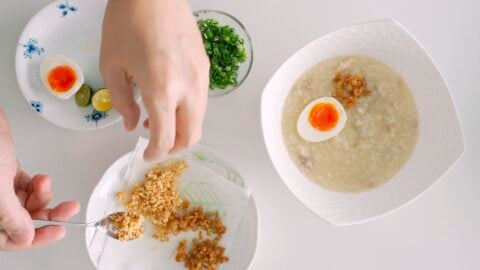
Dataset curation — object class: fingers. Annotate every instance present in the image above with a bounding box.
[0,189,34,248]
[25,175,53,213]
[143,105,204,155]
[0,199,80,251]
[101,68,140,131]
[0,109,17,178]
[140,80,207,157]
[0,226,66,251]
[27,201,80,250]
[13,170,31,192]
[0,110,34,248]
[0,110,78,251]
[30,226,66,249]
[169,100,205,153]
[0,108,11,136]
[31,201,80,221]
[15,190,28,207]
[142,92,176,161]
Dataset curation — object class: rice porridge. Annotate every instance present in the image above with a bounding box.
[282,55,419,192]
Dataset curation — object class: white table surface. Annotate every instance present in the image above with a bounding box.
[1,0,479,269]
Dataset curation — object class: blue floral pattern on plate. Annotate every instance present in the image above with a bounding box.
[30,101,43,113]
[19,39,44,59]
[57,0,78,17]
[85,110,108,126]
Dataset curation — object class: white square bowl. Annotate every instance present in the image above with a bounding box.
[261,20,465,226]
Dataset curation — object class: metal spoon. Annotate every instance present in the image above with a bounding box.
[32,211,139,241]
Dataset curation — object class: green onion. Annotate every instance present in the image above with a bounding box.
[197,18,247,90]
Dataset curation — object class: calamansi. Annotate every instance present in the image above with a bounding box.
[75,83,93,107]
[92,88,112,112]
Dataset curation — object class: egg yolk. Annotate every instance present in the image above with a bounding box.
[48,66,77,93]
[308,102,339,131]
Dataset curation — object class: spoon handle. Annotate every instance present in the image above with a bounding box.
[33,219,93,228]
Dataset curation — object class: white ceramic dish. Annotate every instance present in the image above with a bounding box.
[85,145,259,269]
[261,20,465,226]
[15,0,138,130]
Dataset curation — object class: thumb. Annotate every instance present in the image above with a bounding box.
[0,187,34,245]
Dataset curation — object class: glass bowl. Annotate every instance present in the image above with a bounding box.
[193,9,253,98]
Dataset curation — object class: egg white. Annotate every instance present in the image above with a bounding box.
[39,54,84,99]
[297,97,347,142]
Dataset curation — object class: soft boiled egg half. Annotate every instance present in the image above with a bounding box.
[297,97,347,142]
[39,55,84,99]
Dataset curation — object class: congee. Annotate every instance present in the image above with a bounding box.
[282,55,419,192]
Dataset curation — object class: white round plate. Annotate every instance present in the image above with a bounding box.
[15,0,137,130]
[85,145,259,270]
[261,20,465,226]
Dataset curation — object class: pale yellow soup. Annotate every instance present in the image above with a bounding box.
[282,55,419,192]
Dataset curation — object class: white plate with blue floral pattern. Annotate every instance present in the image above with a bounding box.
[85,141,259,269]
[15,0,138,130]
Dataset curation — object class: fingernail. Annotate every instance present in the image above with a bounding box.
[124,119,134,131]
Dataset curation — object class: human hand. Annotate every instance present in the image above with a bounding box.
[100,0,210,161]
[0,109,80,251]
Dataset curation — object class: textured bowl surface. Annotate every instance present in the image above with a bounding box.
[261,19,465,225]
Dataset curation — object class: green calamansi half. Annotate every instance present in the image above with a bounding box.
[75,83,93,107]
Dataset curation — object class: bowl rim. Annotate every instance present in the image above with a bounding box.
[260,19,466,226]
[193,9,254,97]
